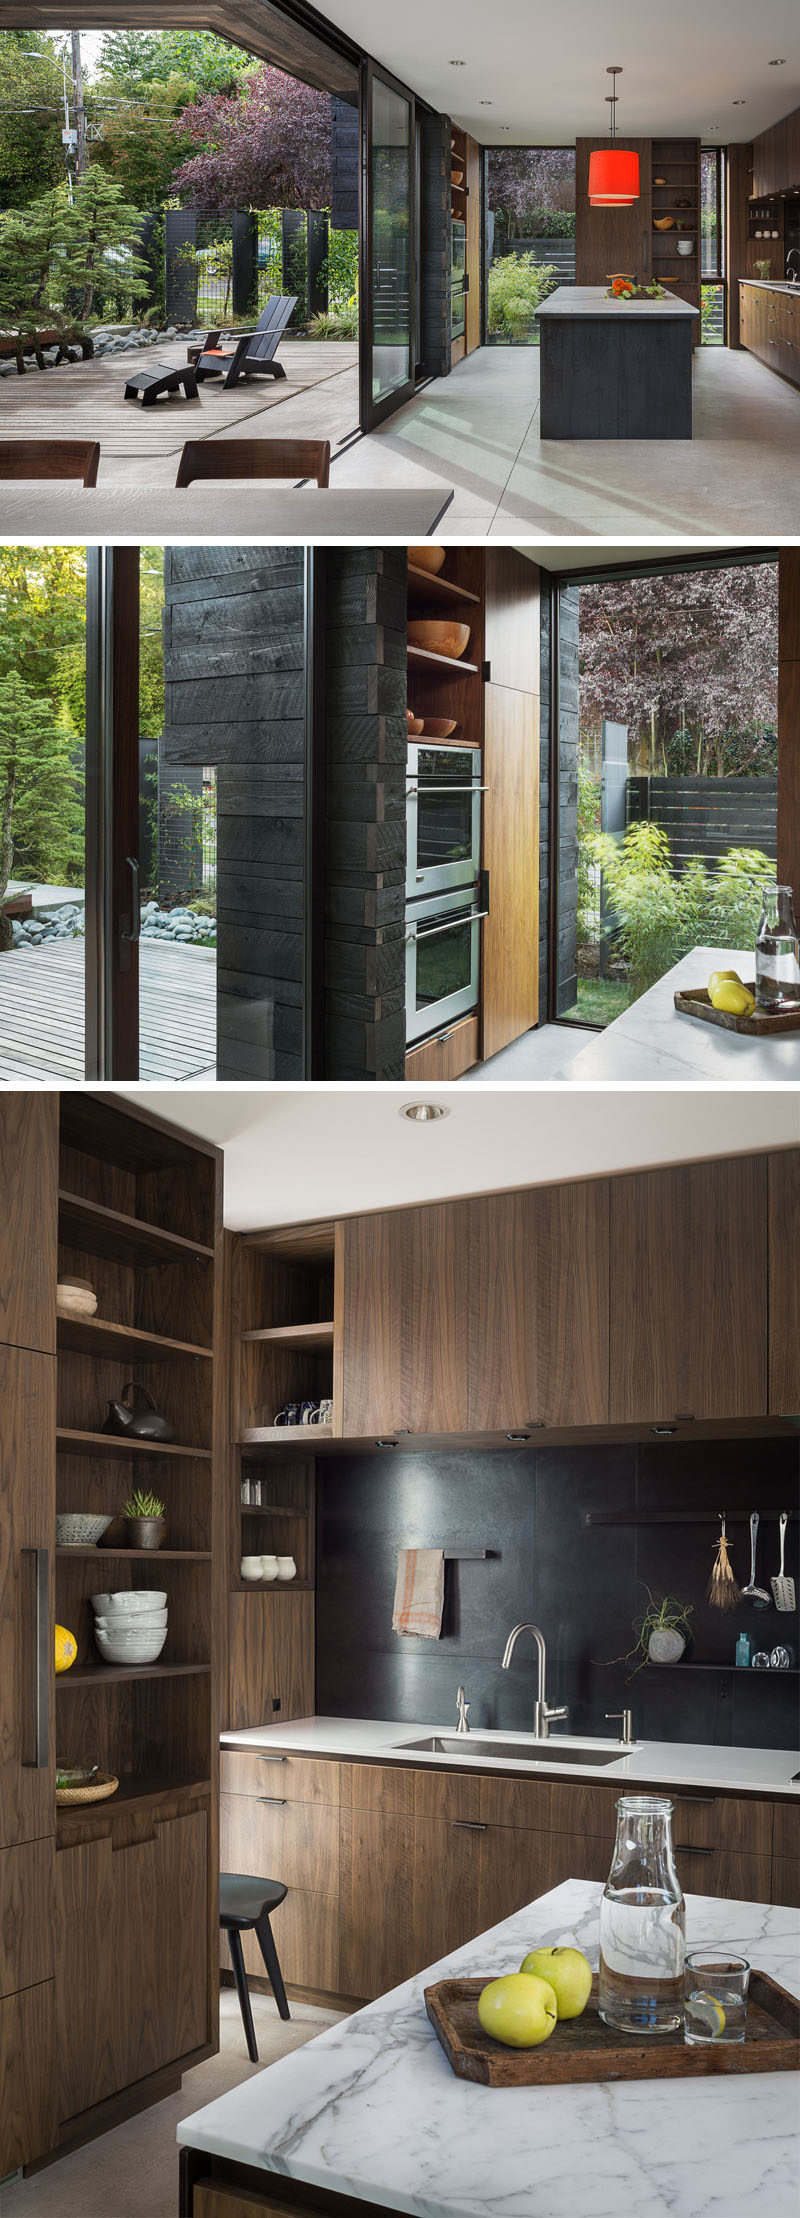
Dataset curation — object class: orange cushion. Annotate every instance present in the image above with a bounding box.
[203,347,234,359]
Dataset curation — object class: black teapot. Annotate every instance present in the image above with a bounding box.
[103,1381,174,1443]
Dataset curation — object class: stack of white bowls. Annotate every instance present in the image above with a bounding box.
[91,1589,168,1665]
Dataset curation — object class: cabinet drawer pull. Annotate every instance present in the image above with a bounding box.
[257,1795,288,1807]
[252,1753,287,1764]
[674,1795,715,1806]
[451,1819,487,1831]
[675,1842,715,1856]
[22,1547,49,1770]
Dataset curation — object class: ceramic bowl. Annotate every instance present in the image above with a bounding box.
[56,1278,98,1318]
[408,545,446,576]
[677,239,694,257]
[56,1513,113,1548]
[93,1611,167,1631]
[91,1590,168,1613]
[407,620,471,661]
[95,1627,167,1663]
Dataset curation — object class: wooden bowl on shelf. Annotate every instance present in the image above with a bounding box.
[408,544,446,575]
[407,711,424,736]
[654,216,675,232]
[407,620,471,660]
[420,718,458,739]
[451,169,464,188]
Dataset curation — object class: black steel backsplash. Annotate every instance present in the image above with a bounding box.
[315,1438,800,1749]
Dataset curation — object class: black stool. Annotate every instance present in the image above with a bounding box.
[220,1873,290,2061]
[124,362,199,405]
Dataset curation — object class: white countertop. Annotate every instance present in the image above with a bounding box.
[740,279,800,297]
[221,1716,800,1799]
[537,285,699,320]
[178,1877,800,2217]
[559,946,800,1082]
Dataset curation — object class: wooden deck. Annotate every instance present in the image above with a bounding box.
[0,339,359,485]
[0,938,216,1082]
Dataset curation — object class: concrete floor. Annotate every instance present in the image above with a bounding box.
[2,334,797,536]
[462,1022,594,1081]
[0,1990,345,2218]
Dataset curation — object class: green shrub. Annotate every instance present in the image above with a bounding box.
[487,251,558,337]
[307,300,358,339]
[593,820,774,999]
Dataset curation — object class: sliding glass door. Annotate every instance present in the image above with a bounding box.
[360,62,416,429]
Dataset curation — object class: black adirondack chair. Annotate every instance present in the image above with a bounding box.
[192,296,298,389]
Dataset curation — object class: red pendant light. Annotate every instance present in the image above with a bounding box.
[588,66,640,207]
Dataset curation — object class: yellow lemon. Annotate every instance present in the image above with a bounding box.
[55,1624,77,1674]
[688,1991,726,2038]
[477,1972,558,2048]
[707,968,741,993]
[710,981,755,1017]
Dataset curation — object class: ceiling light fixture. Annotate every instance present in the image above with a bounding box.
[480,99,493,105]
[400,1102,450,1123]
[651,1424,677,1437]
[732,99,746,106]
[769,58,786,66]
[449,59,467,66]
[589,67,640,208]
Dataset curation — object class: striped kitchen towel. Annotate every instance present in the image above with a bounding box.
[392,1547,445,1639]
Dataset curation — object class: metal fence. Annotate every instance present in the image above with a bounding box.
[627,774,777,869]
[165,209,357,330]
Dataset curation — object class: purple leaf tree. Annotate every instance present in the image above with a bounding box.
[170,65,333,210]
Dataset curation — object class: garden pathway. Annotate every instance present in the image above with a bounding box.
[0,937,216,1083]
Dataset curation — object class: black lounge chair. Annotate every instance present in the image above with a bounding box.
[192,296,298,390]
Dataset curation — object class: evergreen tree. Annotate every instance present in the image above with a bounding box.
[0,673,82,950]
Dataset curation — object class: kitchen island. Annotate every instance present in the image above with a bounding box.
[536,284,700,439]
[560,943,800,1082]
[178,1877,800,2218]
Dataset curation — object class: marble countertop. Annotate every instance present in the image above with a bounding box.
[558,945,800,1082]
[178,1878,800,2217]
[537,285,699,319]
[221,1716,800,1799]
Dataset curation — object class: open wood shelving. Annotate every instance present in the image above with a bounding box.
[56,1427,211,1461]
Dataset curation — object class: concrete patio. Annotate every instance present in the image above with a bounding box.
[0,936,216,1083]
[1,330,798,534]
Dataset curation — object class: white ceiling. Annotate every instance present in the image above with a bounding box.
[119,1088,800,1232]
[519,541,739,573]
[324,0,799,144]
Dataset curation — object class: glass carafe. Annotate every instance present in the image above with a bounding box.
[755,884,800,1010]
[598,1794,685,2034]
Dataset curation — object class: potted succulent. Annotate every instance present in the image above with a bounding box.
[607,1588,694,1681]
[122,1487,166,1551]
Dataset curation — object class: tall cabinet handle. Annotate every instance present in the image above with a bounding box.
[22,1547,49,1769]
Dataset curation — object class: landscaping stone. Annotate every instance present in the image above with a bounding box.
[8,899,215,948]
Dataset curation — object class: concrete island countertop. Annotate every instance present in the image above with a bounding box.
[178,1877,800,2218]
[537,284,699,319]
[559,945,800,1083]
[221,1715,800,1799]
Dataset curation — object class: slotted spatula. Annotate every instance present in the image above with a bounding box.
[771,1512,795,1611]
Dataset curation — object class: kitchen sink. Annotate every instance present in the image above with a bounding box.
[394,1735,624,1766]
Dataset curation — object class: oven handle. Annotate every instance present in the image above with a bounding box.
[406,783,487,795]
[406,909,489,944]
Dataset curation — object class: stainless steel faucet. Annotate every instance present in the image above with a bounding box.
[501,1623,569,1739]
[456,1684,470,1734]
[786,249,800,288]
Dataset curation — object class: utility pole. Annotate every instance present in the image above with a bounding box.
[70,29,86,178]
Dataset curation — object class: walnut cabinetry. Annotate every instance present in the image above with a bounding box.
[608,1155,767,1423]
[468,1180,609,1429]
[221,1754,340,1996]
[338,1203,470,1436]
[739,283,800,387]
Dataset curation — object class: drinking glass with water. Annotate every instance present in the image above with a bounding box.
[684,1951,749,2044]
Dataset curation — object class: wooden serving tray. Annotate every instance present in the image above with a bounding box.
[424,1973,800,2086]
[674,984,800,1035]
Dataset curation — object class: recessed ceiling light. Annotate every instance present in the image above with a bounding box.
[449,59,467,66]
[480,99,493,105]
[769,58,786,66]
[732,99,746,106]
[707,123,721,132]
[400,1102,451,1123]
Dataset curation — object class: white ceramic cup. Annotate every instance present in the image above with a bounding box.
[276,1555,297,1581]
[240,1556,263,1581]
[260,1555,279,1581]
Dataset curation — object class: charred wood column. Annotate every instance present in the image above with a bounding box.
[324,548,407,1078]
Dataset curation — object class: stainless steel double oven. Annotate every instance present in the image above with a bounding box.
[405,741,486,1045]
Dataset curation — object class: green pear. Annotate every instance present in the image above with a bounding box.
[519,1946,593,2020]
[477,1972,558,2048]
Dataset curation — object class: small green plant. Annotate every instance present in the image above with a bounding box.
[607,1589,695,1682]
[123,1488,164,1520]
[593,822,775,999]
[487,251,558,338]
[307,300,358,339]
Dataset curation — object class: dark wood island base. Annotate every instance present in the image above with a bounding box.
[180,2146,389,2217]
[537,286,700,439]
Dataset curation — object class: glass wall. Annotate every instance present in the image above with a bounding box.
[700,146,726,345]
[0,547,87,1080]
[138,548,217,1082]
[486,146,574,344]
[370,74,412,405]
[556,558,779,1027]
